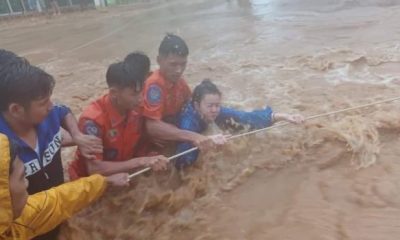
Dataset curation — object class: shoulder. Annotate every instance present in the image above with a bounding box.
[180,102,196,117]
[80,97,106,122]
[47,103,71,118]
[178,77,190,89]
[145,83,164,107]
[179,103,200,130]
[219,106,234,115]
[79,98,107,136]
[216,106,238,123]
[145,70,165,88]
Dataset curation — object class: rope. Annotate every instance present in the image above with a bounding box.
[128,95,400,180]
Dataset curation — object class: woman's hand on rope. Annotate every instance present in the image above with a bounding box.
[191,133,230,152]
[284,114,305,124]
[209,134,230,146]
[273,112,305,124]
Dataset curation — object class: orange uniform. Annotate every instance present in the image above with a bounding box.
[143,70,191,125]
[68,94,145,179]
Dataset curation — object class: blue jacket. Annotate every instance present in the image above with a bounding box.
[175,102,273,168]
[0,104,70,194]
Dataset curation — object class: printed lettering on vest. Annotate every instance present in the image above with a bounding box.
[24,159,40,177]
[43,131,62,167]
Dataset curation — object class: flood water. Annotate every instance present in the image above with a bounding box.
[2,0,400,239]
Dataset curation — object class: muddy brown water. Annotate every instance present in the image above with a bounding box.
[2,0,400,239]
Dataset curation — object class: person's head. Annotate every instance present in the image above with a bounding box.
[157,34,189,83]
[0,49,29,73]
[0,62,55,126]
[0,49,18,66]
[107,54,150,112]
[0,134,29,223]
[124,51,151,83]
[192,79,222,123]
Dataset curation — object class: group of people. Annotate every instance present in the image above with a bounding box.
[0,34,304,240]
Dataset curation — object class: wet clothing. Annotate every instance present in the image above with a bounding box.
[175,102,274,168]
[0,134,107,240]
[69,94,145,179]
[0,105,71,240]
[0,104,70,195]
[143,70,191,125]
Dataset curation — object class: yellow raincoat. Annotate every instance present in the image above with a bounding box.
[0,134,107,239]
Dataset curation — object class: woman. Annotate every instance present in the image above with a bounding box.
[175,79,304,168]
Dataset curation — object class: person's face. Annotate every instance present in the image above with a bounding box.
[9,157,29,219]
[26,95,53,124]
[9,95,53,126]
[112,87,143,112]
[195,94,222,123]
[157,54,187,82]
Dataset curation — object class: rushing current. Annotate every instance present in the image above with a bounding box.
[2,0,400,239]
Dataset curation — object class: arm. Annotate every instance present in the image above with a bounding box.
[51,104,76,147]
[146,118,223,152]
[143,83,205,144]
[15,174,107,239]
[78,119,167,176]
[218,106,304,129]
[272,112,304,124]
[146,119,202,142]
[217,106,274,130]
[61,112,83,140]
[174,106,203,168]
[60,128,74,147]
[62,112,103,160]
[85,155,167,176]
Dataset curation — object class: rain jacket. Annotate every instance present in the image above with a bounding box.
[0,134,107,240]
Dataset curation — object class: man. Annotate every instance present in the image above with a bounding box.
[0,59,101,240]
[0,133,129,240]
[143,34,223,152]
[68,53,168,179]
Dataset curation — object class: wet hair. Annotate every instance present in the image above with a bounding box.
[158,33,189,57]
[123,52,151,91]
[8,139,19,174]
[0,61,55,112]
[107,58,148,91]
[0,49,18,66]
[0,49,29,73]
[192,79,222,104]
